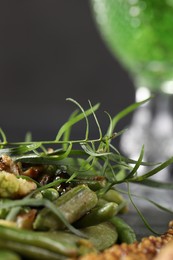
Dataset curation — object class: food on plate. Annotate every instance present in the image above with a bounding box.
[0,98,173,259]
[78,221,173,260]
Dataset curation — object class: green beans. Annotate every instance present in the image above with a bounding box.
[0,249,21,260]
[75,202,118,228]
[33,185,98,230]
[0,224,94,259]
[0,217,135,260]
[101,189,128,213]
[0,182,138,259]
[41,188,59,201]
[0,239,66,260]
[0,222,117,259]
[81,222,118,251]
[110,216,137,244]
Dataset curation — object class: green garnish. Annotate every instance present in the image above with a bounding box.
[0,98,172,205]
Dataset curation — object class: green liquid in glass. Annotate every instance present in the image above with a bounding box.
[91,0,173,91]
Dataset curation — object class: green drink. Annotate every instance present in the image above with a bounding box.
[91,0,173,92]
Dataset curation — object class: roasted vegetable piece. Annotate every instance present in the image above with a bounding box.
[110,216,137,244]
[0,155,20,175]
[0,170,37,198]
[33,184,98,230]
[16,209,37,229]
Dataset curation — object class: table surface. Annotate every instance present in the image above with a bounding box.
[122,207,172,241]
[120,183,173,241]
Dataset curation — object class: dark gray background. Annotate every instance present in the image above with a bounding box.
[1,0,173,239]
[0,0,135,143]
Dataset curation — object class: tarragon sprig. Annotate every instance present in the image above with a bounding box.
[0,98,172,183]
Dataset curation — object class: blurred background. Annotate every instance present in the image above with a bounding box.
[0,0,135,144]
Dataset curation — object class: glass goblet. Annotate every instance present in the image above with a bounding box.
[90,0,173,165]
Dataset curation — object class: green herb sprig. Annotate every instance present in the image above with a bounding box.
[1,97,173,189]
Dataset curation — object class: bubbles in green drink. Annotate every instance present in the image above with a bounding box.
[91,0,173,91]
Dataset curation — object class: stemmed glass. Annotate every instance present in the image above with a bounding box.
[90,0,173,166]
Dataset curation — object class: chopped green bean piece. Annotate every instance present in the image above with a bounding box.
[34,185,98,230]
[110,216,137,244]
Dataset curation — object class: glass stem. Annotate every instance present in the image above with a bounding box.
[120,88,173,163]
